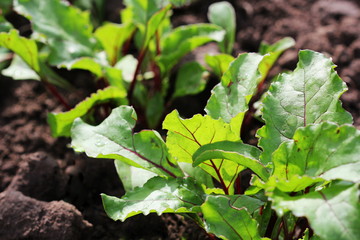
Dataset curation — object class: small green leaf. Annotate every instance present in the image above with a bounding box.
[14,0,97,65]
[201,195,262,240]
[163,111,242,192]
[102,176,205,221]
[142,4,171,49]
[123,0,168,26]
[157,24,225,73]
[271,182,360,240]
[205,53,264,134]
[259,37,295,55]
[2,54,40,80]
[258,37,295,82]
[163,110,239,164]
[71,106,183,177]
[205,54,234,77]
[193,141,269,181]
[208,1,236,54]
[95,23,135,65]
[48,87,127,137]
[173,61,207,99]
[257,50,353,164]
[61,57,103,77]
[0,29,40,71]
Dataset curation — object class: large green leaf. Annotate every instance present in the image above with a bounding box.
[271,182,360,240]
[193,141,269,181]
[71,106,183,177]
[94,23,135,65]
[163,110,241,192]
[157,24,225,73]
[48,86,127,137]
[14,0,97,65]
[0,29,39,71]
[101,176,205,221]
[208,1,236,54]
[205,53,264,134]
[172,61,207,99]
[257,50,352,164]
[269,122,360,191]
[201,195,263,240]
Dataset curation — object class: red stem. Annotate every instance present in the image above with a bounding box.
[122,29,137,56]
[128,47,148,103]
[44,81,71,110]
[210,160,229,195]
[235,174,241,194]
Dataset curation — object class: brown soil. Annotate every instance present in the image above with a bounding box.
[1,0,359,239]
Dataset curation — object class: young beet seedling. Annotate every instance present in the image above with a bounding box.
[70,49,360,240]
[0,0,227,136]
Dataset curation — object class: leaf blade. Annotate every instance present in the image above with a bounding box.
[258,50,352,164]
[102,176,205,221]
[270,183,360,240]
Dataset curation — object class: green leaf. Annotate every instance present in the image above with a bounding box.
[163,110,241,192]
[164,110,239,163]
[257,50,353,164]
[2,54,40,80]
[95,23,135,65]
[205,53,264,134]
[0,0,12,12]
[208,1,236,54]
[157,24,225,73]
[0,29,40,71]
[48,87,127,137]
[114,160,157,192]
[61,57,103,77]
[259,37,295,55]
[173,61,207,99]
[101,176,205,221]
[201,195,262,240]
[71,106,183,177]
[205,54,234,77]
[14,0,97,65]
[271,182,360,240]
[258,37,295,82]
[142,4,171,49]
[123,0,168,26]
[271,122,360,188]
[193,141,269,181]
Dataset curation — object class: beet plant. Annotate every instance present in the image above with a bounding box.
[70,48,360,239]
